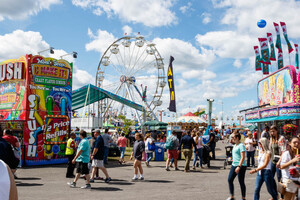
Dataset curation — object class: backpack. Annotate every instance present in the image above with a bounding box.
[165,136,174,150]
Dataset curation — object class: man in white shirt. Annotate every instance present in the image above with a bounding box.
[0,159,18,200]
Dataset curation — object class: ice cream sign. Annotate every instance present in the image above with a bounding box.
[31,57,71,86]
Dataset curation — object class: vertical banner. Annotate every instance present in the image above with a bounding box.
[280,22,294,53]
[267,33,276,61]
[295,44,299,69]
[262,64,269,75]
[258,38,271,65]
[254,46,262,71]
[167,56,176,112]
[274,22,284,69]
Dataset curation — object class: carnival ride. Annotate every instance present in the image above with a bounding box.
[95,35,166,125]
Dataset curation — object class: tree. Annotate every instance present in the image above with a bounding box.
[117,115,135,134]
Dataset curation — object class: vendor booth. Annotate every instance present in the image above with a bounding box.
[0,55,72,166]
[243,65,300,135]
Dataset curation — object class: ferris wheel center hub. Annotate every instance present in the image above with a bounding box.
[120,75,135,83]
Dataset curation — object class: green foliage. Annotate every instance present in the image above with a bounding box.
[117,115,135,134]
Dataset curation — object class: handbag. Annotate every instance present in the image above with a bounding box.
[277,179,286,195]
[148,142,156,151]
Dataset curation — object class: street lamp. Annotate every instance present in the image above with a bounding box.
[207,99,214,126]
[60,52,77,59]
[38,47,54,55]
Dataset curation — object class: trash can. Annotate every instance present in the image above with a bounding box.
[154,142,165,161]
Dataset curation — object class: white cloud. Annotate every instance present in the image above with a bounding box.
[0,30,49,60]
[182,69,216,80]
[214,0,300,38]
[72,0,177,27]
[202,12,211,24]
[86,28,117,54]
[0,0,62,21]
[195,31,254,59]
[122,25,132,36]
[153,37,216,72]
[73,66,94,89]
[232,99,256,109]
[233,59,242,68]
[179,2,192,14]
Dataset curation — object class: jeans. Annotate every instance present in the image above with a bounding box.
[270,162,281,198]
[119,147,126,158]
[209,143,216,159]
[254,169,278,200]
[104,146,109,164]
[183,149,192,171]
[228,165,247,198]
[246,151,255,167]
[193,148,203,167]
[146,152,153,163]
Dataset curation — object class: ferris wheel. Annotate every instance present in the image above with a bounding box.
[95,35,166,124]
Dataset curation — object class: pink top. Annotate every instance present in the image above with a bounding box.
[117,136,127,147]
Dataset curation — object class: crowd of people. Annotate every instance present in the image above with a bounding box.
[2,124,300,200]
[225,125,300,200]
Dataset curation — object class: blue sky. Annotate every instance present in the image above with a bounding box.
[1,0,300,124]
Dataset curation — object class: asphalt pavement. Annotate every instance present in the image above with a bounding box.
[16,141,270,200]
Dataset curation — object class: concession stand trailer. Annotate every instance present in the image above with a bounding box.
[0,55,72,166]
[243,65,300,135]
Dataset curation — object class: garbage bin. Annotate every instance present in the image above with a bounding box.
[154,142,165,161]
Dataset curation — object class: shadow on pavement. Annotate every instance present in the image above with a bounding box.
[90,187,122,191]
[16,177,41,180]
[143,180,173,183]
[16,183,44,187]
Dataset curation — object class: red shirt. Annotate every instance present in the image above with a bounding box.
[117,136,127,147]
[3,135,18,147]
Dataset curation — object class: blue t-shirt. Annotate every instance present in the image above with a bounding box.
[76,138,90,163]
[232,143,247,167]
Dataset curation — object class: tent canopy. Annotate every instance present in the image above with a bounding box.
[142,120,168,126]
[72,84,145,112]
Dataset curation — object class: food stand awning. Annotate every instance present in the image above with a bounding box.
[72,84,144,111]
[246,115,300,123]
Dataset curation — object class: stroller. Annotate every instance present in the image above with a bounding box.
[225,145,233,167]
[202,144,211,168]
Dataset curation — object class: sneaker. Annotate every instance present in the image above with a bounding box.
[196,162,199,167]
[132,176,138,180]
[81,184,91,189]
[169,164,174,168]
[67,182,76,188]
[145,162,149,166]
[175,168,179,171]
[95,177,103,180]
[226,197,235,200]
[89,179,94,183]
[166,168,170,171]
[105,177,111,183]
[139,176,144,180]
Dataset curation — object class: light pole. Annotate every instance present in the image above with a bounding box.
[207,99,214,126]
[60,52,78,59]
[38,47,54,55]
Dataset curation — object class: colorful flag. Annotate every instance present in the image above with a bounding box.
[274,22,284,69]
[280,22,294,53]
[167,56,176,112]
[278,51,284,69]
[254,46,262,71]
[258,38,271,65]
[274,23,282,51]
[267,33,276,61]
[295,44,299,69]
[262,63,269,75]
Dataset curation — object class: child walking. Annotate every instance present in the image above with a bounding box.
[130,133,145,180]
